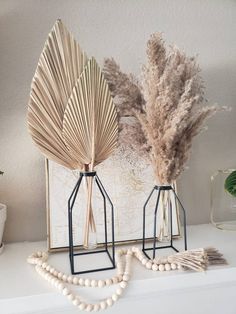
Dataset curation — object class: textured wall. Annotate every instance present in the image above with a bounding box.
[0,0,236,242]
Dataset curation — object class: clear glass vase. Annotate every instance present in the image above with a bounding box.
[211,169,236,231]
[156,187,172,242]
[70,170,98,250]
[82,174,97,249]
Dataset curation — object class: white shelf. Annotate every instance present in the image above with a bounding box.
[1,224,236,314]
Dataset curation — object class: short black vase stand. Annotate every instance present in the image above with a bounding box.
[68,171,115,275]
[142,185,187,260]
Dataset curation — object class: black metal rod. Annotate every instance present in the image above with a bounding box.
[169,190,173,247]
[73,250,107,256]
[95,177,108,250]
[73,265,115,275]
[96,175,115,265]
[142,187,155,252]
[171,187,188,250]
[80,171,96,177]
[68,176,83,273]
[145,245,173,250]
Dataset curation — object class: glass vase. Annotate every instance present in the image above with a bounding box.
[142,184,187,259]
[82,174,97,249]
[211,169,236,231]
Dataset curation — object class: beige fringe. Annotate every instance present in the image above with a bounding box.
[155,247,227,272]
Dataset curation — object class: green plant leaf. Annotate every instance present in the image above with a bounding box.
[224,171,236,197]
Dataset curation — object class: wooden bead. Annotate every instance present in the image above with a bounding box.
[46,265,50,271]
[123,274,130,281]
[112,294,118,301]
[98,280,105,288]
[85,304,93,312]
[146,261,152,269]
[79,278,85,286]
[152,264,158,271]
[117,274,123,281]
[112,276,118,284]
[72,299,79,306]
[62,274,67,282]
[67,276,73,284]
[68,294,75,301]
[138,254,143,261]
[105,279,112,286]
[91,279,97,287]
[106,298,113,307]
[93,304,100,312]
[100,301,107,310]
[116,288,123,295]
[79,303,86,310]
[120,281,127,289]
[73,277,79,285]
[171,263,177,270]
[85,279,91,287]
[165,263,171,271]
[62,288,70,296]
[159,264,165,271]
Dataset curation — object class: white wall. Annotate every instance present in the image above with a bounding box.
[0,0,236,242]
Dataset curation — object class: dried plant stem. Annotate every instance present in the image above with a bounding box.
[83,164,97,249]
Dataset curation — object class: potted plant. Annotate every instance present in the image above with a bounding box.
[0,171,6,254]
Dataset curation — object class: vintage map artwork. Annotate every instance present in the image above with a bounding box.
[46,148,180,251]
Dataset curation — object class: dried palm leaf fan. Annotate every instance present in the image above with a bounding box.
[27,19,88,169]
[63,57,118,248]
[27,20,118,249]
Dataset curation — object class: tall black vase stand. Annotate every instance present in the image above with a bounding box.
[142,185,187,260]
[68,171,115,274]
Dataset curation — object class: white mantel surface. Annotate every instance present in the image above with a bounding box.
[1,224,236,314]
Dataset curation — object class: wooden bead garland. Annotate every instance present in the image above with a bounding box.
[27,247,179,312]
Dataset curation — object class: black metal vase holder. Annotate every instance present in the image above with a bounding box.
[142,185,187,260]
[68,171,115,274]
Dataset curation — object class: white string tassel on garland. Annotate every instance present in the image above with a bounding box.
[27,247,226,312]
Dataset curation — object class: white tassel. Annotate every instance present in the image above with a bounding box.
[167,247,226,271]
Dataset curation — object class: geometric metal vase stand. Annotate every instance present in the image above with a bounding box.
[142,185,187,260]
[68,171,115,274]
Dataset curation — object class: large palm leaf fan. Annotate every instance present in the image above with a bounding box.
[27,20,118,248]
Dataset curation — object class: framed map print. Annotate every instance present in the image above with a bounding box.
[46,150,181,251]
